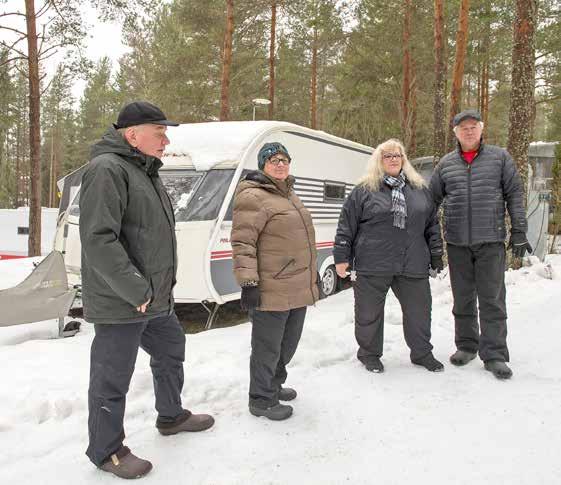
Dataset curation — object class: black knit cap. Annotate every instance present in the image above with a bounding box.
[453,109,482,127]
[113,101,179,129]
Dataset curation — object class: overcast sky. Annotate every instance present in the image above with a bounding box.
[71,5,129,99]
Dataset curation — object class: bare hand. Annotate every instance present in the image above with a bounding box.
[136,299,150,313]
[336,262,349,278]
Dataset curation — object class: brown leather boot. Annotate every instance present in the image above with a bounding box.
[99,446,153,479]
[156,410,215,436]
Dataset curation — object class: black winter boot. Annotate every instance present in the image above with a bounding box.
[278,387,297,401]
[450,350,477,366]
[249,403,293,421]
[360,356,384,373]
[484,360,513,380]
[412,353,444,372]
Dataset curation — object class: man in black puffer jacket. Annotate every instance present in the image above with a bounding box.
[80,102,214,479]
[430,109,531,380]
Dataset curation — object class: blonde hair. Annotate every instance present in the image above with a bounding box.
[358,138,426,191]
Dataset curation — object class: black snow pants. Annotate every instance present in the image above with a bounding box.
[353,274,433,362]
[86,312,186,467]
[248,307,306,408]
[447,242,509,362]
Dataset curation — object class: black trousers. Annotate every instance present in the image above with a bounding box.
[248,307,306,408]
[353,274,433,362]
[447,242,509,362]
[86,312,186,467]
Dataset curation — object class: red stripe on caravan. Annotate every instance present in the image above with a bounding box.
[0,254,27,260]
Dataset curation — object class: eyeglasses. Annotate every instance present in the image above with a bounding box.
[382,153,402,160]
[267,156,291,166]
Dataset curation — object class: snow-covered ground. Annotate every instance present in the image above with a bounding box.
[0,256,560,485]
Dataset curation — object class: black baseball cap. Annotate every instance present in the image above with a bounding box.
[113,101,179,129]
[453,109,482,127]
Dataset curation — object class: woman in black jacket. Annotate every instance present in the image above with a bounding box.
[333,139,444,373]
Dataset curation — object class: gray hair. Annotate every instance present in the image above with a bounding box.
[453,121,484,134]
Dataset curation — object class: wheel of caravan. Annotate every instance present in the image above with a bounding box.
[320,265,338,298]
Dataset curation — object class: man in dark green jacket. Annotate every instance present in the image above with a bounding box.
[80,101,214,479]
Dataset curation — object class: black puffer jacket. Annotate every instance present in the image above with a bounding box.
[79,127,177,324]
[429,142,527,246]
[333,183,443,278]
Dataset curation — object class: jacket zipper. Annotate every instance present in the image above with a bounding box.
[467,164,472,246]
[288,193,316,303]
[461,145,482,247]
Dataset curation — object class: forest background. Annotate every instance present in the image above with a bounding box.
[0,0,560,255]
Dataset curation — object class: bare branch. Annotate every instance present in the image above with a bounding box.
[35,1,53,18]
[0,25,28,37]
[0,12,26,19]
[0,55,27,67]
[0,39,27,59]
[37,22,47,55]
[38,48,59,62]
[38,42,65,59]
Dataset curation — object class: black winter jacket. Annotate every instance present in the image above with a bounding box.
[429,143,527,246]
[79,127,177,324]
[333,183,443,278]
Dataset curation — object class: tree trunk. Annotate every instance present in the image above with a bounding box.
[432,0,446,166]
[219,0,234,121]
[310,26,318,130]
[401,0,412,151]
[268,0,277,119]
[480,1,491,138]
[447,0,471,152]
[507,0,537,203]
[15,122,21,208]
[409,57,417,156]
[25,0,42,256]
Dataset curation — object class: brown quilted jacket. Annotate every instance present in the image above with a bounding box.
[231,170,319,311]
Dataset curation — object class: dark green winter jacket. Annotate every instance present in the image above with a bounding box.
[79,127,177,324]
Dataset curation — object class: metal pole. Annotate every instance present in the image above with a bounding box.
[252,104,256,121]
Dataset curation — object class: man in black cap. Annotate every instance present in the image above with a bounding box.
[429,109,531,380]
[80,101,214,479]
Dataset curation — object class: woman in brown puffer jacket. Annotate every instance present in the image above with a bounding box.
[231,142,319,422]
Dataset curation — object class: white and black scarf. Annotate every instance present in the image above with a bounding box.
[383,172,407,229]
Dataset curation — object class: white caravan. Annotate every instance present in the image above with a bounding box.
[54,121,372,326]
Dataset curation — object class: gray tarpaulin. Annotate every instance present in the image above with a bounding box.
[0,251,76,327]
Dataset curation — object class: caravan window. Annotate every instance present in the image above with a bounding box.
[160,171,204,220]
[324,181,346,201]
[160,169,235,222]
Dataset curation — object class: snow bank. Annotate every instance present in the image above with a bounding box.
[0,256,560,484]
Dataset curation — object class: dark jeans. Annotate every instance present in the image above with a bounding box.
[249,307,306,408]
[353,274,433,362]
[86,312,185,467]
[447,242,509,362]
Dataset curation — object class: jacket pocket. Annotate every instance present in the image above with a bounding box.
[273,259,296,279]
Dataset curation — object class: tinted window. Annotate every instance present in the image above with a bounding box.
[161,169,235,222]
[160,171,204,220]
